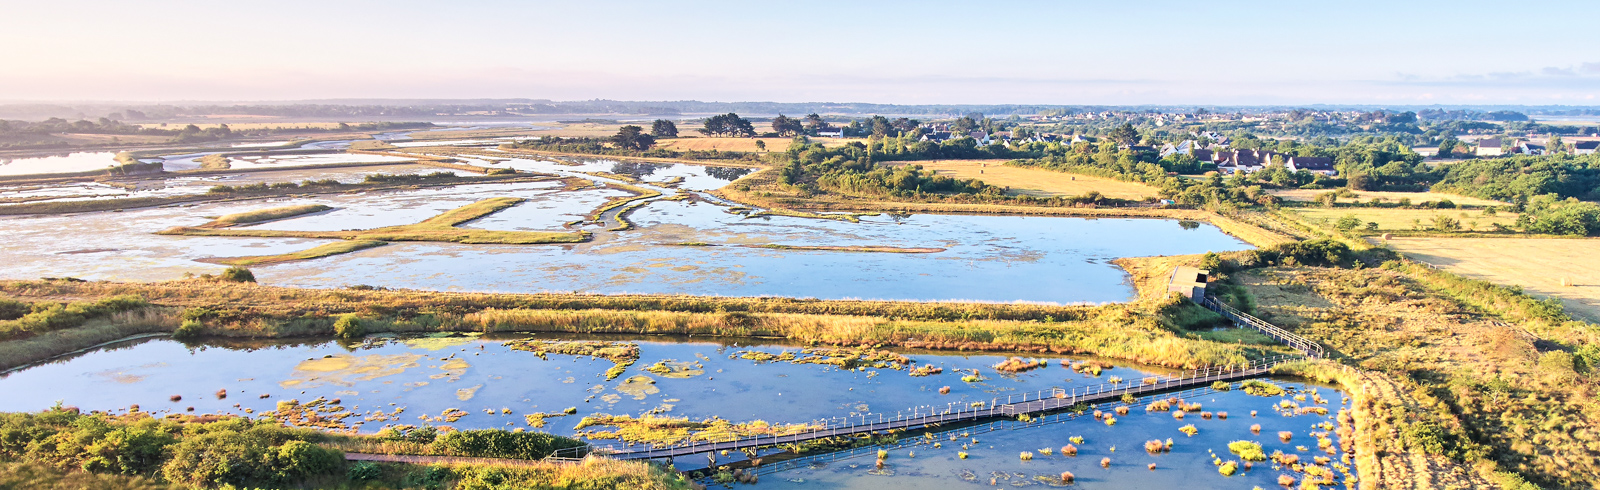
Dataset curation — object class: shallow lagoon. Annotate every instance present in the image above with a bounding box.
[0,334,1355,488]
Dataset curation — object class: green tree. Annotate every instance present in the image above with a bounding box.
[802,113,829,132]
[770,114,802,136]
[699,113,755,137]
[1109,123,1140,146]
[754,140,767,152]
[609,125,656,151]
[649,119,677,137]
[1335,214,1362,232]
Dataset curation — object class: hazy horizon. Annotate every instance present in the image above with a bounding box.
[5,0,1599,105]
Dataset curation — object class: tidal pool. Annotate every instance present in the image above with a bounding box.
[0,334,1354,487]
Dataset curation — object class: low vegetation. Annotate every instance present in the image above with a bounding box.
[160,197,589,245]
[0,407,683,489]
[209,240,388,266]
[210,204,331,225]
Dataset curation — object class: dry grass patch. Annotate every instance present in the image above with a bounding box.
[1268,189,1506,207]
[1384,236,1600,322]
[655,136,863,153]
[207,240,388,266]
[1291,207,1518,232]
[910,160,1157,199]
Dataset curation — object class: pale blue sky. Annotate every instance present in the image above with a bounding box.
[3,0,1598,104]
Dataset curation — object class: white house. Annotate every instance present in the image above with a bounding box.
[1476,138,1505,156]
[1285,156,1337,176]
[1519,142,1546,155]
[1573,141,1599,155]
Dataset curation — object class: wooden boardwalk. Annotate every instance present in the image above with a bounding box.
[593,354,1299,461]
[561,293,1326,462]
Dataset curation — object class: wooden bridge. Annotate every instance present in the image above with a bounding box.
[558,293,1325,462]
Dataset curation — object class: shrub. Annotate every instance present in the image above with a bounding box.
[173,319,203,340]
[432,429,584,460]
[348,461,381,481]
[220,266,256,283]
[333,314,364,340]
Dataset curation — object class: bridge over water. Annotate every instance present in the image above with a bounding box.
[554,294,1323,462]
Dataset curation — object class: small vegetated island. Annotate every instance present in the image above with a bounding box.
[1,106,1598,490]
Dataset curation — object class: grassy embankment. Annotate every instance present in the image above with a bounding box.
[906,160,1158,199]
[0,278,1277,375]
[587,182,662,231]
[1181,242,1600,490]
[160,197,588,246]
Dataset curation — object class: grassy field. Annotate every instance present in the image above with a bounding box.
[161,198,589,245]
[907,160,1158,199]
[1269,189,1506,207]
[1290,207,1519,232]
[1384,236,1600,322]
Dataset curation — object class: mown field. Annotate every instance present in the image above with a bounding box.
[1268,189,1505,207]
[1385,236,1600,322]
[1291,207,1519,232]
[909,159,1157,199]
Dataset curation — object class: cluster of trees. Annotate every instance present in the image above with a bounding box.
[699,113,756,137]
[774,138,1000,198]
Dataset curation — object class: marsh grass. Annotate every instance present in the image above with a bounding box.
[211,204,332,226]
[212,240,387,266]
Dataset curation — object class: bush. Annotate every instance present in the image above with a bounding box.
[220,267,255,283]
[348,461,381,481]
[172,319,203,340]
[0,298,28,321]
[432,430,584,460]
[333,315,364,340]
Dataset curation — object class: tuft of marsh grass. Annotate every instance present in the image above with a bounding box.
[211,204,330,225]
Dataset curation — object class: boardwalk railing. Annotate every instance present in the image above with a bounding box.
[567,354,1302,461]
[1199,295,1325,358]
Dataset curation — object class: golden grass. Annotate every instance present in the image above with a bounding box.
[908,160,1158,199]
[209,240,387,266]
[1289,207,1519,232]
[1384,236,1600,322]
[212,204,332,225]
[162,198,588,245]
[1268,189,1506,207]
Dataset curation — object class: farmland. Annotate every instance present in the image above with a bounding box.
[908,159,1158,199]
[1384,236,1600,322]
[1290,207,1519,232]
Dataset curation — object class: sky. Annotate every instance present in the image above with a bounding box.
[3,0,1599,105]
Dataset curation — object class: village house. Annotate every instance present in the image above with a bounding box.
[1475,137,1505,156]
[1518,142,1546,155]
[1285,156,1337,176]
[1573,141,1600,156]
